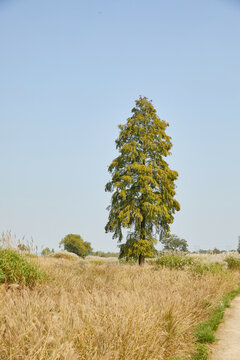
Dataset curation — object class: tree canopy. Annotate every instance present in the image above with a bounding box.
[59,234,92,258]
[160,234,188,252]
[105,96,180,265]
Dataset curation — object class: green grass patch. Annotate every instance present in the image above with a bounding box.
[0,248,46,288]
[191,262,227,275]
[89,260,105,265]
[191,288,240,360]
[191,344,208,360]
[156,255,228,276]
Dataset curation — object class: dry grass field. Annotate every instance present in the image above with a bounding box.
[0,257,240,360]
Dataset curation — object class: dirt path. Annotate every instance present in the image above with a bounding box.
[209,295,240,360]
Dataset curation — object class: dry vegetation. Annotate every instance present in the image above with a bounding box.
[0,257,240,360]
[191,252,240,265]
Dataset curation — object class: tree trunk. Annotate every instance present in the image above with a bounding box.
[139,254,145,266]
[139,214,146,266]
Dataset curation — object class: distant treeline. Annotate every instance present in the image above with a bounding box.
[197,249,236,254]
[90,251,119,258]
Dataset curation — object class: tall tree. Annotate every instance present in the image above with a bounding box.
[105,96,180,265]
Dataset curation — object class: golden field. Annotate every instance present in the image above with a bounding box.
[0,257,240,360]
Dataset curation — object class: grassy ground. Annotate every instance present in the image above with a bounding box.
[0,257,239,360]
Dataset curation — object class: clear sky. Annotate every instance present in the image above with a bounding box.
[1,0,240,252]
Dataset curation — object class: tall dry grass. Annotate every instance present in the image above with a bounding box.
[0,258,239,360]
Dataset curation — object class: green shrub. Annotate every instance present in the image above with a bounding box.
[156,255,195,269]
[0,249,45,287]
[192,262,226,275]
[225,256,240,270]
[59,234,92,258]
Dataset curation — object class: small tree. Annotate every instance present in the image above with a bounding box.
[105,96,180,265]
[160,234,188,252]
[41,247,54,256]
[59,234,92,258]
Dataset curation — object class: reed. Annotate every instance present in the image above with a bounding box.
[0,258,239,360]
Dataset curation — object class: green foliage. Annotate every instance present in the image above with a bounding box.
[0,268,4,282]
[156,255,227,276]
[191,288,240,360]
[156,255,195,269]
[119,257,137,264]
[89,260,105,265]
[119,235,157,260]
[195,323,216,343]
[59,234,92,258]
[191,262,226,275]
[0,248,45,287]
[91,251,119,257]
[105,96,180,264]
[191,344,208,360]
[160,234,188,252]
[41,247,54,256]
[195,302,228,343]
[225,256,240,270]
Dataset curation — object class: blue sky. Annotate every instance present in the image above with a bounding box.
[0,0,240,252]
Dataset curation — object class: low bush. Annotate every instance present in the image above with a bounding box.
[191,262,226,275]
[49,251,80,261]
[156,255,195,269]
[0,248,45,287]
[225,256,240,270]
